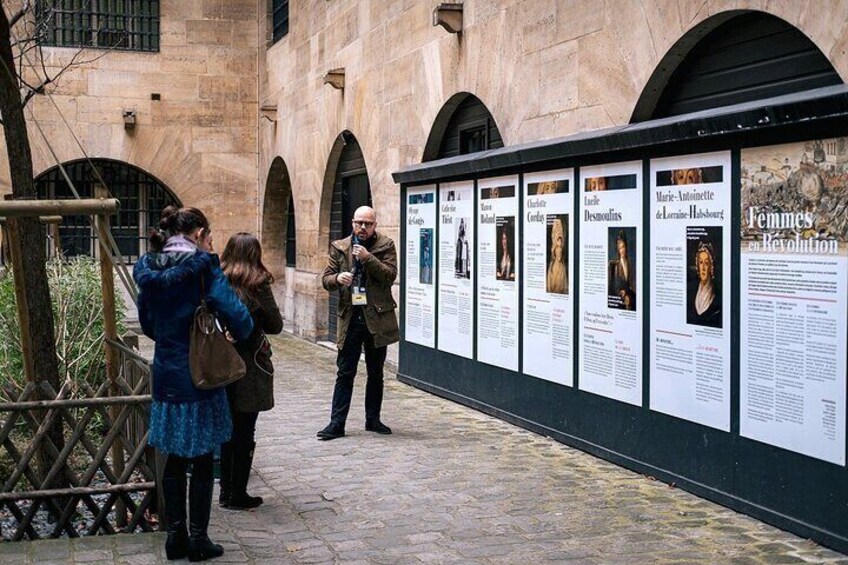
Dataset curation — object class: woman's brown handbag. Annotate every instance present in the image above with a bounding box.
[189,278,246,390]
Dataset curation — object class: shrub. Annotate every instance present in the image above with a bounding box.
[0,256,126,400]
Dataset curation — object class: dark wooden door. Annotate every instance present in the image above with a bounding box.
[327,137,372,342]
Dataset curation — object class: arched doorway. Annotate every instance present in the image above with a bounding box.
[261,157,295,331]
[631,11,842,122]
[422,92,504,162]
[320,131,372,342]
[35,159,180,263]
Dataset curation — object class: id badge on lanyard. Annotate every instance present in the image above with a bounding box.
[352,285,368,306]
[351,247,367,305]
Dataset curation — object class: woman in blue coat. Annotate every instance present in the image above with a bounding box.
[134,206,253,562]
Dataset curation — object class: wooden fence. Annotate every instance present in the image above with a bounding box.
[0,336,156,540]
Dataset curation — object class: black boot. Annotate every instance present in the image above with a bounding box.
[162,476,188,561]
[187,475,224,562]
[218,442,232,508]
[227,442,263,510]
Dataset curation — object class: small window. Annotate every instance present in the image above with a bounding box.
[285,194,296,267]
[459,123,489,155]
[36,1,160,53]
[272,0,289,44]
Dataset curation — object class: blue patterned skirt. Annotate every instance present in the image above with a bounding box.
[148,392,232,458]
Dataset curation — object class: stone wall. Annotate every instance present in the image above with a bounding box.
[0,0,260,241]
[260,0,848,343]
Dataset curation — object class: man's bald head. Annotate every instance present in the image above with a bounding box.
[354,206,376,221]
[352,206,377,239]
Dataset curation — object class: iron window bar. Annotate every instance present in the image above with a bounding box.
[36,1,160,53]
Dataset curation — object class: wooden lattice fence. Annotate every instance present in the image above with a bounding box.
[0,336,156,540]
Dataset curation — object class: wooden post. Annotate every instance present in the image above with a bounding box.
[42,216,62,259]
[94,185,126,528]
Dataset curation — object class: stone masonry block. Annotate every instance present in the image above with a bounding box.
[186,20,234,47]
[556,0,605,42]
[539,40,578,116]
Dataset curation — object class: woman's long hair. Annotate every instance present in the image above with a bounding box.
[220,233,274,303]
[148,206,210,252]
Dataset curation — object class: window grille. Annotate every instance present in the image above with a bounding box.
[37,1,160,53]
[272,0,289,43]
[459,123,489,155]
[36,161,179,263]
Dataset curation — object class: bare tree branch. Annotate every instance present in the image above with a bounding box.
[8,1,32,29]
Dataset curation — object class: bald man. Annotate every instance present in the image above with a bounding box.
[318,206,399,440]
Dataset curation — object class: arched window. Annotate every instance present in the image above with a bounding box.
[35,160,180,262]
[632,11,842,122]
[261,157,294,277]
[423,93,504,161]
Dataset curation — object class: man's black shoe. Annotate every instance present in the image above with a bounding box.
[365,421,392,435]
[317,423,345,440]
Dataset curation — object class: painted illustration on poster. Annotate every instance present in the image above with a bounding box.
[578,162,643,406]
[455,218,471,279]
[649,152,731,431]
[522,170,574,386]
[419,228,433,285]
[478,176,519,371]
[607,227,637,311]
[686,226,722,329]
[740,139,847,465]
[495,216,516,282]
[405,188,436,348]
[437,181,474,358]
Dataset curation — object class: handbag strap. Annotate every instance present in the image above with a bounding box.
[199,271,207,304]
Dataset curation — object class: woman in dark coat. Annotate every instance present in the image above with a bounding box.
[219,233,283,510]
[134,207,253,561]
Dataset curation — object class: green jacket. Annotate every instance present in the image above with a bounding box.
[322,233,399,349]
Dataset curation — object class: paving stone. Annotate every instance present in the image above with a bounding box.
[4,333,848,563]
[31,538,71,560]
[76,550,118,563]
[116,554,160,565]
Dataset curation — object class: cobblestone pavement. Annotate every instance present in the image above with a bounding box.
[3,333,847,564]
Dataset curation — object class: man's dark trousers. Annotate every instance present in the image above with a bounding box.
[330,310,387,427]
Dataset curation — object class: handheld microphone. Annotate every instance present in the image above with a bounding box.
[351,231,362,274]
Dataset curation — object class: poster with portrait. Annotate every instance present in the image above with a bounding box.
[405,187,436,348]
[578,162,643,406]
[740,139,847,465]
[649,152,731,431]
[522,169,574,386]
[437,181,474,359]
[477,175,519,371]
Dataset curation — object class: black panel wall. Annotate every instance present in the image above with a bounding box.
[397,97,848,553]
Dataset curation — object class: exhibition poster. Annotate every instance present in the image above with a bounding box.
[740,139,847,465]
[522,169,574,386]
[477,175,520,371]
[404,186,436,348]
[578,161,643,406]
[649,152,731,431]
[437,181,474,359]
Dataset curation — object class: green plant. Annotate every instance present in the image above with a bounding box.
[0,256,126,400]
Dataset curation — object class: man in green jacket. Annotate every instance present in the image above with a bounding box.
[318,206,399,440]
